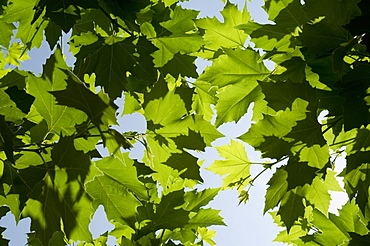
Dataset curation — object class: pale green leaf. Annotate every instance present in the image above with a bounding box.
[208,140,251,189]
[215,81,263,127]
[5,42,30,66]
[151,35,204,67]
[187,208,226,228]
[298,144,330,169]
[303,171,342,215]
[196,2,250,50]
[198,48,270,88]
[95,154,148,200]
[192,81,217,121]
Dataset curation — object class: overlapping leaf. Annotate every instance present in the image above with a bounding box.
[196,2,250,51]
[151,34,204,67]
[306,201,368,245]
[23,137,99,245]
[74,37,156,99]
[27,51,87,140]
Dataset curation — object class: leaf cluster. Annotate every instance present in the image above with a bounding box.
[0,0,224,245]
[0,0,370,245]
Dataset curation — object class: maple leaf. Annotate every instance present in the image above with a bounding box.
[196,2,250,50]
[208,140,252,189]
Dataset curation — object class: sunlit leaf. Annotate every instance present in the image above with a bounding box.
[208,140,251,189]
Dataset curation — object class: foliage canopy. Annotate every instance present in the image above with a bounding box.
[0,0,369,245]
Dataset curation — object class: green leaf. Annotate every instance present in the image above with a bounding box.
[0,68,27,89]
[0,20,14,48]
[198,227,217,246]
[199,48,270,88]
[23,137,98,244]
[278,186,306,232]
[215,81,263,127]
[160,53,198,78]
[260,79,318,112]
[99,0,150,29]
[145,86,186,125]
[48,231,65,246]
[285,157,318,190]
[86,175,142,227]
[298,144,330,169]
[5,86,34,114]
[187,208,226,228]
[238,0,307,42]
[72,8,110,36]
[160,6,198,35]
[151,34,204,67]
[208,140,251,189]
[173,130,206,151]
[95,153,148,200]
[257,136,294,160]
[308,200,368,245]
[264,168,288,213]
[45,21,62,50]
[0,164,46,217]
[162,0,182,7]
[0,88,24,123]
[2,0,47,49]
[122,92,142,115]
[0,115,15,163]
[239,98,308,147]
[50,70,117,127]
[191,115,224,146]
[35,0,82,33]
[184,188,221,211]
[137,190,190,231]
[196,2,250,50]
[170,228,197,245]
[5,42,30,66]
[27,51,87,139]
[165,151,202,181]
[271,57,307,83]
[192,81,217,121]
[74,37,155,99]
[0,194,20,224]
[299,0,361,54]
[304,171,342,215]
[304,0,361,27]
[263,0,294,20]
[338,63,370,131]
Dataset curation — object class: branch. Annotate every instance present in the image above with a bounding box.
[98,6,135,37]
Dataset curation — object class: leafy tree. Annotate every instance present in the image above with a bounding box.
[0,0,369,245]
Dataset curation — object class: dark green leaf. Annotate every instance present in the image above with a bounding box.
[0,115,14,163]
[278,186,306,232]
[165,151,202,181]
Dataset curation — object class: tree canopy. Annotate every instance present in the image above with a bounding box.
[0,0,369,245]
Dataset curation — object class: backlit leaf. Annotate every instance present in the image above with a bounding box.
[196,2,250,50]
[208,140,251,189]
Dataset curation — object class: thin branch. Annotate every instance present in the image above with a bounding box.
[98,6,135,37]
